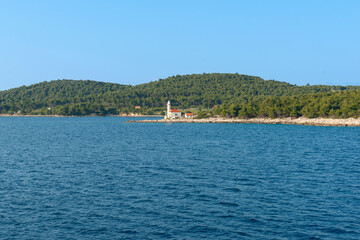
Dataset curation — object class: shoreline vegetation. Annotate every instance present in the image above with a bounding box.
[129,117,360,127]
[1,74,359,119]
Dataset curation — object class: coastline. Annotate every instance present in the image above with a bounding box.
[128,117,360,127]
[1,114,359,126]
[0,114,163,118]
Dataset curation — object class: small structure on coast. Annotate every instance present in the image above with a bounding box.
[165,101,182,119]
[185,113,194,118]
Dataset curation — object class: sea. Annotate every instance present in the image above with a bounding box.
[0,117,359,239]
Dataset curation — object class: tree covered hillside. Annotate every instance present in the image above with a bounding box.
[132,73,356,108]
[215,90,360,119]
[0,73,359,116]
[0,80,132,115]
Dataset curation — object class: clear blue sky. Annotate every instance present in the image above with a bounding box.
[0,0,359,90]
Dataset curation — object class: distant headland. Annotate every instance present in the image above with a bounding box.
[129,100,360,126]
[129,117,360,127]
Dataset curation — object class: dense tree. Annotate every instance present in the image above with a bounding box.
[0,73,359,117]
[214,90,360,119]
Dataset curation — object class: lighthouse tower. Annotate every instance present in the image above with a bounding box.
[166,100,171,119]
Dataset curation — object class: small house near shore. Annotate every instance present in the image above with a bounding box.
[164,101,195,119]
[169,109,182,118]
[165,101,182,119]
[185,113,194,118]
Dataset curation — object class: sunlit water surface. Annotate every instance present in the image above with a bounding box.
[0,117,359,239]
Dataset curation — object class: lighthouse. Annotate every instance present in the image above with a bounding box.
[165,100,182,119]
[166,100,171,119]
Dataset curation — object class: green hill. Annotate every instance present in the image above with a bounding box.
[0,73,359,117]
[215,90,360,119]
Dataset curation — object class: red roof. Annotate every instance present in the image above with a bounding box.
[170,109,181,112]
[185,113,194,116]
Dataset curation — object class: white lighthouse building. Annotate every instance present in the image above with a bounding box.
[167,100,171,118]
[165,101,182,119]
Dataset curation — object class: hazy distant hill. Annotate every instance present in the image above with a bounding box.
[0,73,359,116]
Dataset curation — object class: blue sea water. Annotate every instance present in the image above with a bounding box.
[0,117,359,240]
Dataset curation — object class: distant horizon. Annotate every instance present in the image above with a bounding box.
[1,72,359,92]
[1,1,359,90]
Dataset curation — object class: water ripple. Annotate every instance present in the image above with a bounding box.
[0,117,359,239]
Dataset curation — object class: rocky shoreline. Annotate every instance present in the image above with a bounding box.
[129,117,360,127]
[1,114,359,126]
[0,114,163,118]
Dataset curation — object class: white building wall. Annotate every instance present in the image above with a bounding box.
[170,112,181,118]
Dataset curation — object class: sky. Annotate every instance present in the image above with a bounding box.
[0,0,359,90]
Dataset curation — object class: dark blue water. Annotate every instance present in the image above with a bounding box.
[0,117,359,239]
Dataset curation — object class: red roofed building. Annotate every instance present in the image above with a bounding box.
[185,113,194,118]
[169,108,181,118]
[166,101,182,119]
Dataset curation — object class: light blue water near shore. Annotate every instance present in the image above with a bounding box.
[0,117,359,239]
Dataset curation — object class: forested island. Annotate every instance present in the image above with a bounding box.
[0,73,359,119]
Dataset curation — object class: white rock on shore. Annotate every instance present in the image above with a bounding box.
[130,117,360,127]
